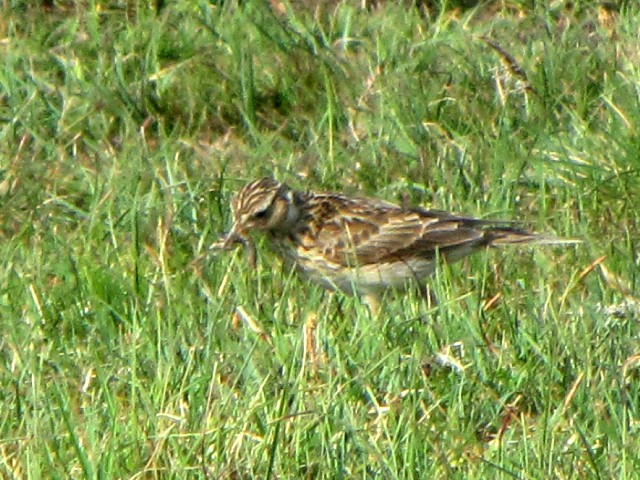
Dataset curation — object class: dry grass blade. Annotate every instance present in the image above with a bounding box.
[599,262,639,301]
[234,306,272,345]
[478,35,538,95]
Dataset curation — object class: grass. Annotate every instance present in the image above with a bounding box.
[1,0,639,478]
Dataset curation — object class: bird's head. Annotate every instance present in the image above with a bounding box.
[222,178,297,248]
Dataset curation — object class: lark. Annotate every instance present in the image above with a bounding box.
[217,178,578,311]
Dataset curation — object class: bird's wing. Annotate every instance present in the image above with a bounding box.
[305,200,491,266]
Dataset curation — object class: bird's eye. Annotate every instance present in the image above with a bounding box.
[253,209,269,219]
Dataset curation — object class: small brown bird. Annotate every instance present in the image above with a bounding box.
[218,178,578,311]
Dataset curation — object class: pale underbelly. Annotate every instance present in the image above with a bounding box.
[294,257,437,295]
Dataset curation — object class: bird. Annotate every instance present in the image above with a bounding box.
[216,177,578,312]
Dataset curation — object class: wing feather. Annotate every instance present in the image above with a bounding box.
[299,197,493,267]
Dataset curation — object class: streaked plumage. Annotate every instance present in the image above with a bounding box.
[218,178,577,307]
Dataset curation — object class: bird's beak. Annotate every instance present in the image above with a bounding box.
[214,222,257,268]
[221,222,244,249]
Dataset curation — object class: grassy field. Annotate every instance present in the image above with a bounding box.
[1,1,639,478]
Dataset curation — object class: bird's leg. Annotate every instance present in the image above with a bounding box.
[363,293,381,318]
[418,284,438,310]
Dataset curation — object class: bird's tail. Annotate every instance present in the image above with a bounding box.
[487,227,582,246]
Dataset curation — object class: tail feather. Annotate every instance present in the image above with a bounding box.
[487,227,582,246]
